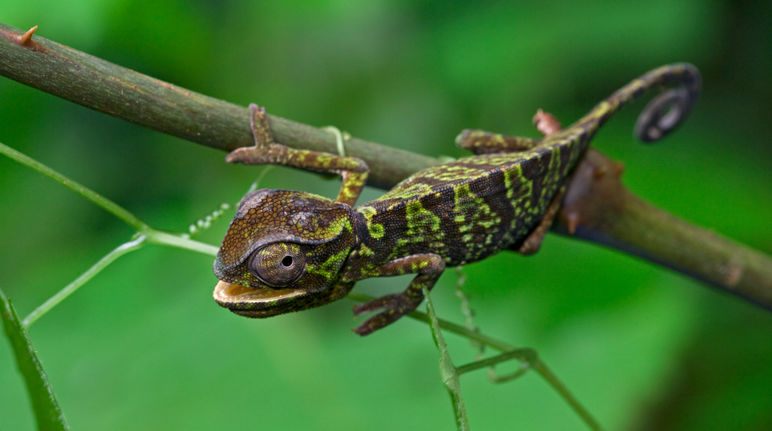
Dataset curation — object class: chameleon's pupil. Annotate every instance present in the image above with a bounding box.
[281,256,293,267]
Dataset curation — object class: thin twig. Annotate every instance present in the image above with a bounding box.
[22,236,147,327]
[348,292,603,430]
[423,287,470,431]
[1,288,69,430]
[0,141,149,233]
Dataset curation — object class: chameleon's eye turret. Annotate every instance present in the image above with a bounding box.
[249,243,306,287]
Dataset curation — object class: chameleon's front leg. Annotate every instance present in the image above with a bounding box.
[226,104,369,206]
[352,253,445,335]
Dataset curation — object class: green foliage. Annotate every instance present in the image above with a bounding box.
[1,1,770,430]
[0,289,68,431]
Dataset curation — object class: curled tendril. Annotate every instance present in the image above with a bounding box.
[635,66,701,143]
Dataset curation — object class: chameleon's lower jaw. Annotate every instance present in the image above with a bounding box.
[213,280,308,318]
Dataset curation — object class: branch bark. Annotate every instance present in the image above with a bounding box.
[1,22,770,309]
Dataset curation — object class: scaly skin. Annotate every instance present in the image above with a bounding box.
[213,63,701,335]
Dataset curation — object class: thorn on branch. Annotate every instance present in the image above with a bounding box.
[1,25,42,51]
[18,25,38,45]
[564,211,580,235]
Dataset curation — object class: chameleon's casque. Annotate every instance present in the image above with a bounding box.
[214,64,701,335]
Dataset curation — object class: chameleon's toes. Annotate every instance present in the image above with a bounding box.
[352,294,396,316]
[225,146,251,163]
[353,309,401,336]
[352,293,423,335]
[249,103,268,122]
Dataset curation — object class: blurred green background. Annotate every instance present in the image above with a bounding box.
[1,1,770,430]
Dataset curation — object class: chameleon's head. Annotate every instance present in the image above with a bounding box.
[213,189,359,318]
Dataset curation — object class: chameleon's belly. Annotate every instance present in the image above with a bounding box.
[359,148,570,266]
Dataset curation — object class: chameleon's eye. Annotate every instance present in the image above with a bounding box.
[248,243,306,288]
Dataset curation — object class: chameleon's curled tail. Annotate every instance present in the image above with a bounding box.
[573,63,701,143]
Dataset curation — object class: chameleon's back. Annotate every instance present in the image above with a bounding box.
[356,63,701,267]
[358,145,570,266]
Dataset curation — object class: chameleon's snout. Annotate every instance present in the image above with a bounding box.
[213,280,310,318]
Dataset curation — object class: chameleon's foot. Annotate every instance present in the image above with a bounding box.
[533,109,562,136]
[455,129,538,155]
[248,103,273,147]
[225,141,288,165]
[224,103,368,206]
[352,292,424,336]
[225,103,278,164]
[352,253,444,335]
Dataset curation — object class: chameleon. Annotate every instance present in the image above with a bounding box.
[212,63,701,335]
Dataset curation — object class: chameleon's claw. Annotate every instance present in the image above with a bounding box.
[353,293,422,336]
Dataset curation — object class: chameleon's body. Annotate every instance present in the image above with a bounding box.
[213,64,700,335]
[361,135,580,265]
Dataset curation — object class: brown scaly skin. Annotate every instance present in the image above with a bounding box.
[213,64,701,335]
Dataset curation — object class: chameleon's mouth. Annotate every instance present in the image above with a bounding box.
[213,280,309,318]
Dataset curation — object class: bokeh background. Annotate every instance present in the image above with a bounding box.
[1,1,770,430]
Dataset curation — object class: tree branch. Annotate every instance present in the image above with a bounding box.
[556,149,772,309]
[0,22,435,190]
[1,22,770,309]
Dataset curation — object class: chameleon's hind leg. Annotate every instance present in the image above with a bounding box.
[226,104,368,206]
[455,129,540,155]
[352,253,445,335]
[516,187,565,255]
[514,109,566,255]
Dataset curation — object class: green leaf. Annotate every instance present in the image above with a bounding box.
[0,288,69,431]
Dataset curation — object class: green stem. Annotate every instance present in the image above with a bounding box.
[0,141,149,232]
[1,288,69,430]
[456,349,533,375]
[19,231,217,328]
[147,231,219,256]
[532,361,601,431]
[1,139,219,325]
[22,236,147,327]
[423,287,469,431]
[348,292,602,430]
[18,231,217,327]
[0,141,220,259]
